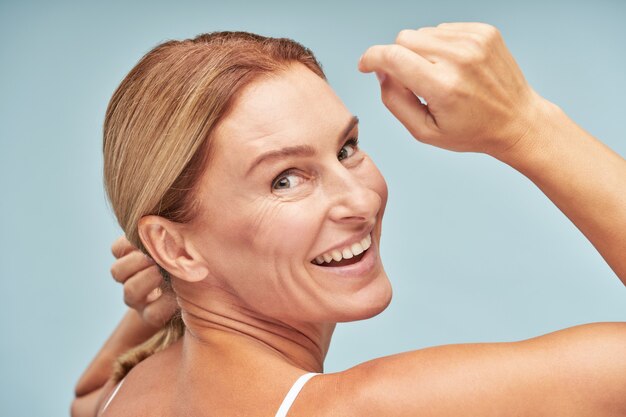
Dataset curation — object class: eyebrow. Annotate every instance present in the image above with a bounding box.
[246,115,359,176]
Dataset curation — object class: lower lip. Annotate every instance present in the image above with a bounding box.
[311,238,379,278]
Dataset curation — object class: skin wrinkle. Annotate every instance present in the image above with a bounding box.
[182,291,310,348]
[246,116,360,176]
[249,198,282,250]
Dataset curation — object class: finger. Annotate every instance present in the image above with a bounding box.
[122,264,163,308]
[397,26,461,44]
[142,292,178,328]
[111,250,156,284]
[436,22,499,37]
[359,44,438,98]
[379,74,439,143]
[395,28,473,63]
[111,235,135,259]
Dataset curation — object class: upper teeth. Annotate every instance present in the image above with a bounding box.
[313,234,372,265]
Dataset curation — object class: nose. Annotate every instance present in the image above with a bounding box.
[325,166,381,225]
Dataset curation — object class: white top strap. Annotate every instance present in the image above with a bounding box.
[100,378,126,414]
[274,372,320,417]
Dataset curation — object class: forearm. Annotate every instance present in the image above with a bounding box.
[74,308,159,397]
[493,96,626,283]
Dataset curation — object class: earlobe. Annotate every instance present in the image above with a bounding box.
[137,215,210,283]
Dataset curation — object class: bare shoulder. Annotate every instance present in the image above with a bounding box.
[319,322,626,417]
[95,343,182,417]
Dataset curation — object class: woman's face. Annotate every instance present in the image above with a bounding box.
[186,63,391,324]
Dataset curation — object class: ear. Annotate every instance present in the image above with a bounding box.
[137,215,210,283]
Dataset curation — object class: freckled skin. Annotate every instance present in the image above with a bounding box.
[182,63,392,325]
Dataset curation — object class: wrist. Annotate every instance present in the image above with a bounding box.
[488,92,568,168]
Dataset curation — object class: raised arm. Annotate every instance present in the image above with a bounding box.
[344,21,626,417]
[358,23,626,283]
[493,100,626,283]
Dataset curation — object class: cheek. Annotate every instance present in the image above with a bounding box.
[192,196,319,306]
[249,198,323,259]
[204,192,323,267]
[212,197,325,314]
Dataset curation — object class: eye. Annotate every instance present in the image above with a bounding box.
[338,137,359,161]
[271,170,305,190]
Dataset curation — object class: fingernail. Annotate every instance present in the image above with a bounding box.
[376,72,387,84]
[146,287,162,303]
[358,54,364,65]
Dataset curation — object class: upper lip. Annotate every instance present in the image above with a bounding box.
[311,224,375,262]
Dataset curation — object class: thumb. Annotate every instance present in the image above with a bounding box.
[377,72,437,143]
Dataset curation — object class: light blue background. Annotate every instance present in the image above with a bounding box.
[1,1,624,415]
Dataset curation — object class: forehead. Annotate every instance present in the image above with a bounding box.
[212,64,352,157]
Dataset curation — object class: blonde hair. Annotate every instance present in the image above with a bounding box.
[103,31,325,382]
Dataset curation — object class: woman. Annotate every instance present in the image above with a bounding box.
[73,23,626,416]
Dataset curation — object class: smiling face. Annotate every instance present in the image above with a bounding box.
[184,63,391,324]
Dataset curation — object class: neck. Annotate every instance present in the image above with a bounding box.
[174,281,335,373]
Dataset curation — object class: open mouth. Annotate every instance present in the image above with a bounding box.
[311,233,372,267]
[314,250,367,267]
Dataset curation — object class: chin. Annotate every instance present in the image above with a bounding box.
[336,271,393,323]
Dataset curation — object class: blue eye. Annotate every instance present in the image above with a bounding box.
[272,170,304,190]
[271,137,360,191]
[338,137,359,161]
